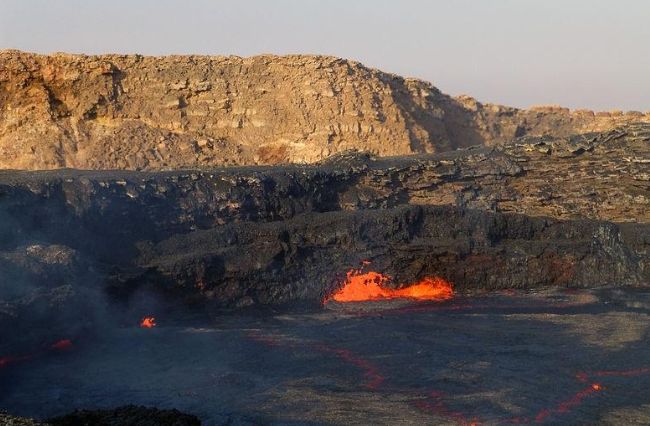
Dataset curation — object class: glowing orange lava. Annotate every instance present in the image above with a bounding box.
[140,317,156,328]
[327,270,453,303]
[534,382,603,423]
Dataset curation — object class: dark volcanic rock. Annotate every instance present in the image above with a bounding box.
[46,405,201,426]
[135,205,648,307]
[0,124,647,313]
[0,243,102,354]
[0,411,46,425]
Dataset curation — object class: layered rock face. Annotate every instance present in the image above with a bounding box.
[1,49,649,170]
[0,124,647,314]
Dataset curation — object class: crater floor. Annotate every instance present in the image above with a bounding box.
[1,288,649,425]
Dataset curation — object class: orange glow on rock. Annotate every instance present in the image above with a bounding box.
[140,317,156,328]
[327,270,453,303]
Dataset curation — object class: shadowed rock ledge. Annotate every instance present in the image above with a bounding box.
[0,124,647,313]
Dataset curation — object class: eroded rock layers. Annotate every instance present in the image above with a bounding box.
[1,50,649,170]
[0,123,647,315]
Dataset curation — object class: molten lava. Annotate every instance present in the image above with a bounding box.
[140,317,156,328]
[534,382,603,423]
[327,270,453,303]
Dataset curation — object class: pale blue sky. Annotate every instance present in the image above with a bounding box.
[2,0,649,111]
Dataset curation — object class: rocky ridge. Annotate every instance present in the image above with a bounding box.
[1,50,649,170]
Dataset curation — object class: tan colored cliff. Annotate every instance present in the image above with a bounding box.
[1,49,648,170]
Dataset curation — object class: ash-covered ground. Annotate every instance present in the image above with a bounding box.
[1,288,649,425]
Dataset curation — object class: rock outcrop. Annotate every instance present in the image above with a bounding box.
[0,124,647,308]
[47,406,201,426]
[0,412,46,426]
[0,406,202,426]
[1,50,649,170]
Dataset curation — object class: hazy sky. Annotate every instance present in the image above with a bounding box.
[2,0,649,111]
